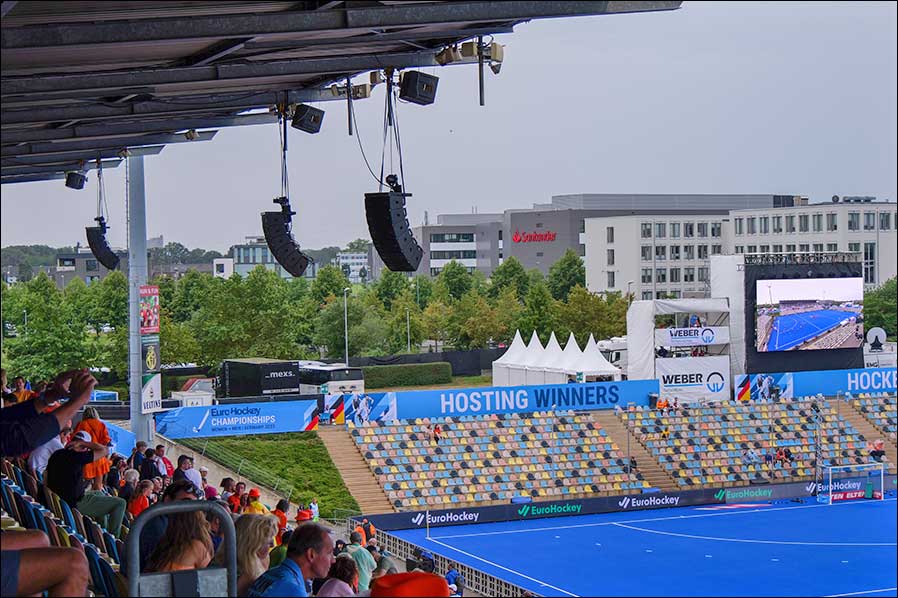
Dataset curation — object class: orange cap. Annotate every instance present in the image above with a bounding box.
[369,572,450,598]
[248,488,261,498]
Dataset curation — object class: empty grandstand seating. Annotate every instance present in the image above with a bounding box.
[852,393,898,443]
[351,412,649,509]
[1,458,125,596]
[619,398,885,488]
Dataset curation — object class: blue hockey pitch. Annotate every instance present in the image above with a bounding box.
[394,497,897,597]
[766,309,857,352]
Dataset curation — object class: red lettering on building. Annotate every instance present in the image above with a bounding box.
[511,229,557,243]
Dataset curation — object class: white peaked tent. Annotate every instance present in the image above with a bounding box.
[570,333,622,380]
[541,332,569,385]
[559,332,583,373]
[510,331,546,386]
[491,330,527,386]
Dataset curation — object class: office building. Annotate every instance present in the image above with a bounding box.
[231,235,318,280]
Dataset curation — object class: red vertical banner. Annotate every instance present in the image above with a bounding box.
[139,285,160,334]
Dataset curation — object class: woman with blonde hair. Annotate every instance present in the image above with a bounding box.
[213,513,278,596]
[145,510,214,572]
[73,406,112,490]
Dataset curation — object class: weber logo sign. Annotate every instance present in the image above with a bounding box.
[655,327,729,347]
[656,356,731,402]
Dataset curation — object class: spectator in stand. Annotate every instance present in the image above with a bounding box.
[128,480,154,518]
[309,497,320,521]
[671,397,680,415]
[123,479,200,576]
[205,485,219,501]
[214,513,279,596]
[146,510,214,573]
[128,440,148,471]
[155,444,175,477]
[106,454,126,492]
[369,572,450,598]
[1,528,90,598]
[28,424,72,476]
[345,531,377,591]
[656,396,670,414]
[625,456,638,474]
[273,499,290,545]
[140,447,160,481]
[150,476,164,504]
[333,539,347,557]
[199,465,210,489]
[269,529,293,569]
[120,468,140,502]
[11,376,38,403]
[229,481,247,513]
[433,423,443,444]
[317,556,359,597]
[369,545,398,578]
[1,368,96,458]
[72,407,113,491]
[782,447,793,464]
[221,477,236,502]
[445,563,464,597]
[45,430,127,538]
[776,447,786,466]
[206,502,229,553]
[245,488,271,515]
[764,449,774,468]
[173,454,204,492]
[353,518,377,546]
[247,522,335,597]
[2,392,16,408]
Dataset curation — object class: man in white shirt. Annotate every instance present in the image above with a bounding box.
[28,425,72,476]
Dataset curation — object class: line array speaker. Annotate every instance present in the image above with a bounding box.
[261,210,310,277]
[365,191,423,271]
[85,217,120,270]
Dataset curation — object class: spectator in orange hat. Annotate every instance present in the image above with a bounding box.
[369,572,450,597]
[244,487,271,515]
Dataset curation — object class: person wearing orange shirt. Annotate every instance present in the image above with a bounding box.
[656,397,669,414]
[73,407,112,491]
[272,499,290,545]
[11,376,38,404]
[128,480,153,517]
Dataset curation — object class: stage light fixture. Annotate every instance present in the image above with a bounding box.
[291,104,324,134]
[261,196,311,277]
[85,216,120,270]
[398,71,438,106]
[365,185,423,272]
[65,170,87,190]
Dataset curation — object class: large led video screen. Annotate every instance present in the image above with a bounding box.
[755,277,864,352]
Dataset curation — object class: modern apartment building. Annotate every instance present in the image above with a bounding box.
[336,251,369,284]
[585,198,897,298]
[231,236,318,280]
[53,247,128,288]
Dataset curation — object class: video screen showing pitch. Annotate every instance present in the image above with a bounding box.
[755,278,864,352]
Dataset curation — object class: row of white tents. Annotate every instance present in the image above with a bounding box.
[492,330,622,386]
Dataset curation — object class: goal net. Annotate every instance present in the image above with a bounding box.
[820,463,885,505]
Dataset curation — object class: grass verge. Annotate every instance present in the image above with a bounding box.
[180,432,359,517]
[373,374,493,392]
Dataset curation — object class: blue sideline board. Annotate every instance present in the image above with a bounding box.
[737,366,896,401]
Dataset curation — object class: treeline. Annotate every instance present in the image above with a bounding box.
[0,250,627,381]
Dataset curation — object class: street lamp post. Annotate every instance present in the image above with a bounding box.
[626,280,635,305]
[343,287,351,366]
[406,308,411,352]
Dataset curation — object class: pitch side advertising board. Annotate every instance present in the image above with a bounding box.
[655,356,731,403]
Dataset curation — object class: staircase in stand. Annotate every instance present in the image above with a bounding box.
[841,402,897,474]
[592,411,679,492]
[317,426,395,515]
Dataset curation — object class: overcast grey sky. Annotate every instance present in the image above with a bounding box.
[2,1,896,253]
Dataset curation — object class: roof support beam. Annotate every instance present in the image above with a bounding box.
[2,144,165,167]
[1,51,436,100]
[1,172,67,184]
[1,112,277,144]
[0,2,680,49]
[241,24,515,50]
[2,87,366,126]
[1,158,122,176]
[180,37,254,67]
[1,130,217,158]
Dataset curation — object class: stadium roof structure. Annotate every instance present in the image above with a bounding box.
[1,0,681,184]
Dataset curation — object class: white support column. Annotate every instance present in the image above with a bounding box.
[127,155,153,443]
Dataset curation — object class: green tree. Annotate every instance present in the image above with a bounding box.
[311,265,350,306]
[494,286,524,345]
[527,268,545,290]
[556,285,606,347]
[374,270,410,311]
[422,300,451,352]
[489,257,529,301]
[150,275,177,317]
[286,277,311,303]
[436,260,472,301]
[1,282,26,338]
[448,290,497,350]
[386,289,424,353]
[516,278,557,344]
[864,277,897,337]
[547,249,586,301]
[5,272,88,380]
[345,238,371,254]
[410,275,433,309]
[171,269,213,323]
[160,312,200,365]
[91,271,129,330]
[17,262,33,282]
[63,277,95,332]
[314,295,364,358]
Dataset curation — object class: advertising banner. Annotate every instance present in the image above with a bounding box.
[361,488,724,531]
[656,356,731,402]
[320,395,345,425]
[154,399,320,438]
[106,422,136,456]
[735,367,896,401]
[655,326,730,347]
[141,373,163,414]
[719,475,896,503]
[139,285,160,335]
[141,335,160,373]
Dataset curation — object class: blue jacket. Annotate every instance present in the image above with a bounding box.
[247,559,307,597]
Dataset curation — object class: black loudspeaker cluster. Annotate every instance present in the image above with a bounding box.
[365,191,423,271]
[85,217,120,270]
[261,200,311,277]
[66,171,87,189]
[291,104,324,134]
[399,71,439,106]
